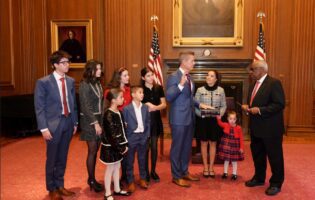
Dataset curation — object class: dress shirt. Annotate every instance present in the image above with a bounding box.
[132,101,144,133]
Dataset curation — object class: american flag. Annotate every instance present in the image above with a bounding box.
[254,22,266,61]
[148,26,163,85]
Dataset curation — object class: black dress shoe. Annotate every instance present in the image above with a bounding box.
[265,186,281,196]
[245,179,265,187]
[114,190,131,196]
[151,171,160,182]
[231,174,237,181]
[221,173,228,179]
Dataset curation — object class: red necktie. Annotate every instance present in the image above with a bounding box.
[60,77,69,116]
[250,81,260,106]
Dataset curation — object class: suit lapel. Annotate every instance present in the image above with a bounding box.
[49,74,62,104]
[141,105,146,125]
[65,76,73,108]
[252,75,270,104]
[129,104,137,122]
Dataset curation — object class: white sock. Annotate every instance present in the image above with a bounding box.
[224,160,229,174]
[232,161,237,175]
[113,162,121,192]
[104,164,115,196]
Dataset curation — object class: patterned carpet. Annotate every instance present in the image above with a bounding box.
[1,134,315,200]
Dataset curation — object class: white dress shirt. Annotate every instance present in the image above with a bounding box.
[132,101,144,133]
[53,71,71,114]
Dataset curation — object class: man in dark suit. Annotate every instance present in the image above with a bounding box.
[34,50,78,200]
[166,51,210,187]
[123,86,151,193]
[242,60,285,196]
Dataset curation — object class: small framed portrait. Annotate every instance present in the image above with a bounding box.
[173,0,244,47]
[51,19,93,68]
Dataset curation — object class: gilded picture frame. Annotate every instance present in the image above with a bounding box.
[51,19,93,68]
[173,0,244,47]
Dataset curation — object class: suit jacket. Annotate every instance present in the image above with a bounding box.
[79,81,104,126]
[248,75,285,138]
[166,69,199,126]
[34,74,78,133]
[123,103,150,145]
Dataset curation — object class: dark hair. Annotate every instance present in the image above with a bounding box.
[49,50,71,69]
[140,67,154,86]
[131,85,143,94]
[107,67,129,88]
[106,88,123,104]
[208,70,221,87]
[179,51,195,64]
[82,59,103,83]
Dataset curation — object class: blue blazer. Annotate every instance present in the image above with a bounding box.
[34,74,78,133]
[166,69,199,126]
[123,103,150,145]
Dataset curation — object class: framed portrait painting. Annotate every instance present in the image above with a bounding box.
[173,0,244,47]
[51,19,93,68]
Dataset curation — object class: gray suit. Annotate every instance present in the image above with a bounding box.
[34,73,78,191]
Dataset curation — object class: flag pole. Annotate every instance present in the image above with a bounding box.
[150,15,159,31]
[257,11,266,23]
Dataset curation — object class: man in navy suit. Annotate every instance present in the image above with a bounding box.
[166,51,210,187]
[242,60,285,196]
[123,86,151,193]
[34,50,78,200]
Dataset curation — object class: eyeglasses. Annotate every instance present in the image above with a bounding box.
[59,60,71,65]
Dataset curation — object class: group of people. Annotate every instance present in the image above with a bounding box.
[34,50,285,200]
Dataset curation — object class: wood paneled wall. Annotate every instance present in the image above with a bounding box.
[1,0,314,134]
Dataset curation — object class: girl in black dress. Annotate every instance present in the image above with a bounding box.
[100,88,130,200]
[141,68,166,182]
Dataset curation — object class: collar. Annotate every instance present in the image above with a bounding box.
[179,67,186,75]
[132,101,142,109]
[53,71,65,80]
[257,74,267,84]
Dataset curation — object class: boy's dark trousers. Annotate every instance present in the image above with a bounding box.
[126,133,148,184]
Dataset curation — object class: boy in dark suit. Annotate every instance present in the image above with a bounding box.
[123,86,150,193]
[34,50,78,200]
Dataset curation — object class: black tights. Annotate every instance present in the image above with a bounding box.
[86,140,100,182]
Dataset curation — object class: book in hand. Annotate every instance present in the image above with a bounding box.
[200,108,220,118]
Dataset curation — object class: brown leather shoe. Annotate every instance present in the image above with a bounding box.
[127,182,136,193]
[58,187,75,196]
[183,173,200,181]
[139,179,149,189]
[172,178,191,187]
[49,190,63,200]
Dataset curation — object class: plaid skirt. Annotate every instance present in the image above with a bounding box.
[218,134,244,161]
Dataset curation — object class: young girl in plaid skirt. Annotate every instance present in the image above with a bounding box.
[217,111,244,180]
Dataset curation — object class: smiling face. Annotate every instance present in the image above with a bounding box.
[120,70,130,85]
[206,71,217,86]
